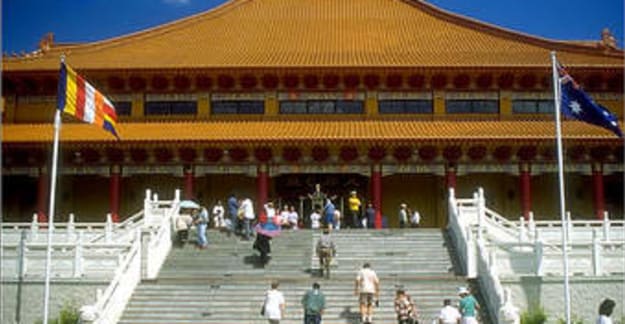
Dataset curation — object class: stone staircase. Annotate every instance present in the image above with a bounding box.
[119,228,487,324]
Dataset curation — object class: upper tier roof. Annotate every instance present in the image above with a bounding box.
[3,0,623,71]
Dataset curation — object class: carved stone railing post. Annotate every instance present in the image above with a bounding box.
[534,237,544,276]
[602,211,610,241]
[105,213,113,243]
[519,217,526,243]
[68,213,76,240]
[17,230,27,278]
[466,225,477,278]
[73,231,84,277]
[30,214,39,240]
[528,211,535,236]
[174,189,181,203]
[566,211,573,245]
[592,229,601,275]
[144,189,152,221]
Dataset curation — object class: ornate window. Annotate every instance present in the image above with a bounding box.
[113,101,132,116]
[512,100,554,114]
[379,100,432,114]
[280,100,364,114]
[446,100,499,113]
[211,100,265,114]
[144,101,197,115]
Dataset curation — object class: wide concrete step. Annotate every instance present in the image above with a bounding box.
[120,228,481,324]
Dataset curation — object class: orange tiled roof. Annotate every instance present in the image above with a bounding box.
[2,121,622,143]
[3,0,622,71]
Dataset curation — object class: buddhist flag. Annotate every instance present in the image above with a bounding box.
[57,62,120,138]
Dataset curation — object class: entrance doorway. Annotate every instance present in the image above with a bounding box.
[273,173,369,227]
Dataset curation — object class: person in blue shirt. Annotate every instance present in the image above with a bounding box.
[194,206,209,249]
[301,282,326,324]
[227,193,239,235]
[458,287,480,324]
[323,198,336,229]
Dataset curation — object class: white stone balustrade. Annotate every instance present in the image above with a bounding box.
[448,187,625,324]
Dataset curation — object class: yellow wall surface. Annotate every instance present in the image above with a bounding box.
[532,173,597,220]
[55,175,111,222]
[194,174,256,207]
[456,173,521,220]
[14,102,55,123]
[382,174,443,228]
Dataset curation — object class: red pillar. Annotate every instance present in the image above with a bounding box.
[109,165,121,223]
[183,166,194,200]
[257,164,269,222]
[519,163,531,220]
[371,164,382,229]
[445,164,457,190]
[36,167,48,223]
[592,163,605,219]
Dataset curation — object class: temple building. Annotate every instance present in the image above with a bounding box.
[2,0,623,227]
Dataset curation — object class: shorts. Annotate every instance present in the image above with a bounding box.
[461,317,478,324]
[359,292,375,306]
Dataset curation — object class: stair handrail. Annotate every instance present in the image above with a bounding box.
[84,228,142,324]
[79,189,180,323]
[144,192,178,279]
[446,188,476,278]
[476,236,506,324]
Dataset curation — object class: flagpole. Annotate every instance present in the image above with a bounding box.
[42,62,64,324]
[550,51,571,324]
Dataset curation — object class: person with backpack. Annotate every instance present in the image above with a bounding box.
[315,226,336,278]
[394,288,418,324]
[301,282,326,324]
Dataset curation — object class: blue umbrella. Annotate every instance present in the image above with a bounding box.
[179,200,200,209]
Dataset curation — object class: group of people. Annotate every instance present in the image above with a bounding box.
[260,262,482,324]
[398,203,421,228]
[175,204,210,249]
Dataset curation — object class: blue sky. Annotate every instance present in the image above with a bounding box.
[2,0,623,53]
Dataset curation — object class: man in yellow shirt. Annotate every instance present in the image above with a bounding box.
[348,191,362,228]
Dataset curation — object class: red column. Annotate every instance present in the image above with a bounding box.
[445,164,457,190]
[519,163,532,220]
[592,163,605,219]
[183,166,194,200]
[371,164,382,229]
[36,167,48,223]
[257,164,269,222]
[109,165,121,223]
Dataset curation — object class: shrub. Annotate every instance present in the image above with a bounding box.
[35,302,80,324]
[521,305,547,324]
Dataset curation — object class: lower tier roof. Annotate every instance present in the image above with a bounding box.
[2,120,622,144]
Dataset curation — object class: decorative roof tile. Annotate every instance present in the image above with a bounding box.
[3,0,622,71]
[2,120,621,143]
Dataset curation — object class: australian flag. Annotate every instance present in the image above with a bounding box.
[559,67,623,138]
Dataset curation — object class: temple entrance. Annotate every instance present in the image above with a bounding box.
[273,173,369,227]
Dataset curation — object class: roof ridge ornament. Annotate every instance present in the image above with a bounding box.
[600,28,617,49]
[39,32,55,52]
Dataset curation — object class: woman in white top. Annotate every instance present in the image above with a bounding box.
[596,298,615,324]
[263,281,286,323]
[310,210,322,229]
[287,206,299,230]
[212,200,225,228]
[279,205,291,227]
[264,202,276,222]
